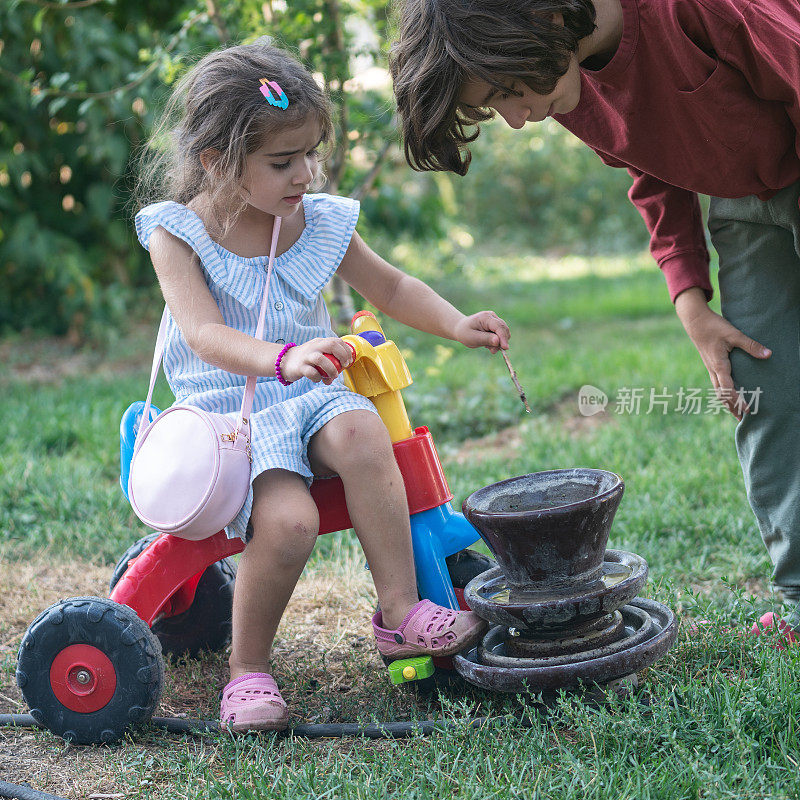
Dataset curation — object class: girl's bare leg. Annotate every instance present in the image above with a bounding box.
[308,410,419,630]
[228,469,319,680]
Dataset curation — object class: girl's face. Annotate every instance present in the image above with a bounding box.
[459,58,582,129]
[240,119,323,217]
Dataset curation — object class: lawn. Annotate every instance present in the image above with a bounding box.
[1,244,798,799]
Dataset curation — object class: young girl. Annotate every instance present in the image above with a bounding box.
[134,40,510,732]
[390,0,800,644]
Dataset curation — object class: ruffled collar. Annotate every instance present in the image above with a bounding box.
[167,198,322,301]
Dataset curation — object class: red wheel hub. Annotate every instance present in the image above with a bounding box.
[49,644,117,713]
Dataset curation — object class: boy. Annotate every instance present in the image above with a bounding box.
[390,0,800,641]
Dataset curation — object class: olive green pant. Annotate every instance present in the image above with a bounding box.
[708,181,800,606]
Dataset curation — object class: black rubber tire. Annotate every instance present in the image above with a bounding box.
[445,548,496,589]
[109,533,237,659]
[16,596,164,745]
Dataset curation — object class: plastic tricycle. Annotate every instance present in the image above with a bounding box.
[15,312,494,744]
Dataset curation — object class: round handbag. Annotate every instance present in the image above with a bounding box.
[127,217,282,540]
[128,405,252,540]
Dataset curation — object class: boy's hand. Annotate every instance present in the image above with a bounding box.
[279,337,355,385]
[454,311,511,353]
[675,288,771,420]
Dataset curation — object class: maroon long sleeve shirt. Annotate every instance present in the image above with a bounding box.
[555,0,800,302]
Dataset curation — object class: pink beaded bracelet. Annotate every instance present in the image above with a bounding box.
[275,342,297,386]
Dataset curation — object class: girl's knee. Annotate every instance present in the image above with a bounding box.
[333,417,394,474]
[249,495,319,564]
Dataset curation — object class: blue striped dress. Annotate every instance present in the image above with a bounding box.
[134,193,380,541]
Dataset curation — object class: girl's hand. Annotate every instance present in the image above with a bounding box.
[279,337,355,385]
[454,311,511,353]
[675,288,771,420]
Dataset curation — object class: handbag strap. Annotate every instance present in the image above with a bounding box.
[236,215,282,434]
[137,215,283,446]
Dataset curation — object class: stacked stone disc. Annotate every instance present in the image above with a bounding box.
[454,470,677,693]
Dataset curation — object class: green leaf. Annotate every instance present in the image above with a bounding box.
[86,183,115,224]
[32,7,46,34]
[50,72,71,89]
[48,96,69,116]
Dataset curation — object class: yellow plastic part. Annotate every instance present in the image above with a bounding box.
[341,313,414,443]
[402,665,417,680]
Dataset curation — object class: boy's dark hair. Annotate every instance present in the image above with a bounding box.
[389,0,596,174]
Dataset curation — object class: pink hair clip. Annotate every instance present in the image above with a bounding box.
[259,78,289,110]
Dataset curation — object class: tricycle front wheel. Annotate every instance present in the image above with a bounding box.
[16,596,164,744]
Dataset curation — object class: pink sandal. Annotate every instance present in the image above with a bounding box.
[220,673,289,733]
[372,599,488,659]
[751,611,800,650]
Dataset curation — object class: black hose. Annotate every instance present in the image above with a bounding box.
[147,714,517,738]
[0,780,70,800]
[0,698,656,797]
[287,716,512,738]
[0,712,525,740]
[2,689,658,741]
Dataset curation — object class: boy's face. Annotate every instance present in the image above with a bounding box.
[459,57,582,129]
[239,118,323,218]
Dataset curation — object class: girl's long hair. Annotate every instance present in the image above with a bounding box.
[133,39,333,237]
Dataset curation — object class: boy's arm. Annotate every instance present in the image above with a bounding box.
[626,170,713,303]
[337,231,510,352]
[599,0,800,305]
[592,147,713,303]
[585,152,769,418]
[628,0,800,304]
[590,161,771,417]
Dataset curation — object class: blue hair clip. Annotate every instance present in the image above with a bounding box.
[259,78,289,110]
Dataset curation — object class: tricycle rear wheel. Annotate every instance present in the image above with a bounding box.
[110,533,236,658]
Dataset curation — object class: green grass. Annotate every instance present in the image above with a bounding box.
[3,245,800,799]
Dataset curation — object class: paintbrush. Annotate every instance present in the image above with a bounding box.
[501,350,531,413]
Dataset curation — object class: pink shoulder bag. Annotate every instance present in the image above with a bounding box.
[128,217,282,540]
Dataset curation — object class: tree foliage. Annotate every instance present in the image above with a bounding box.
[0,0,648,339]
[0,0,398,338]
[455,120,647,254]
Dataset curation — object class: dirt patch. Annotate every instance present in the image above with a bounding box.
[0,550,414,798]
[560,408,615,436]
[448,424,526,466]
[448,395,617,467]
[0,325,153,386]
[0,557,112,663]
[4,353,146,385]
[0,554,166,798]
[553,394,618,437]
